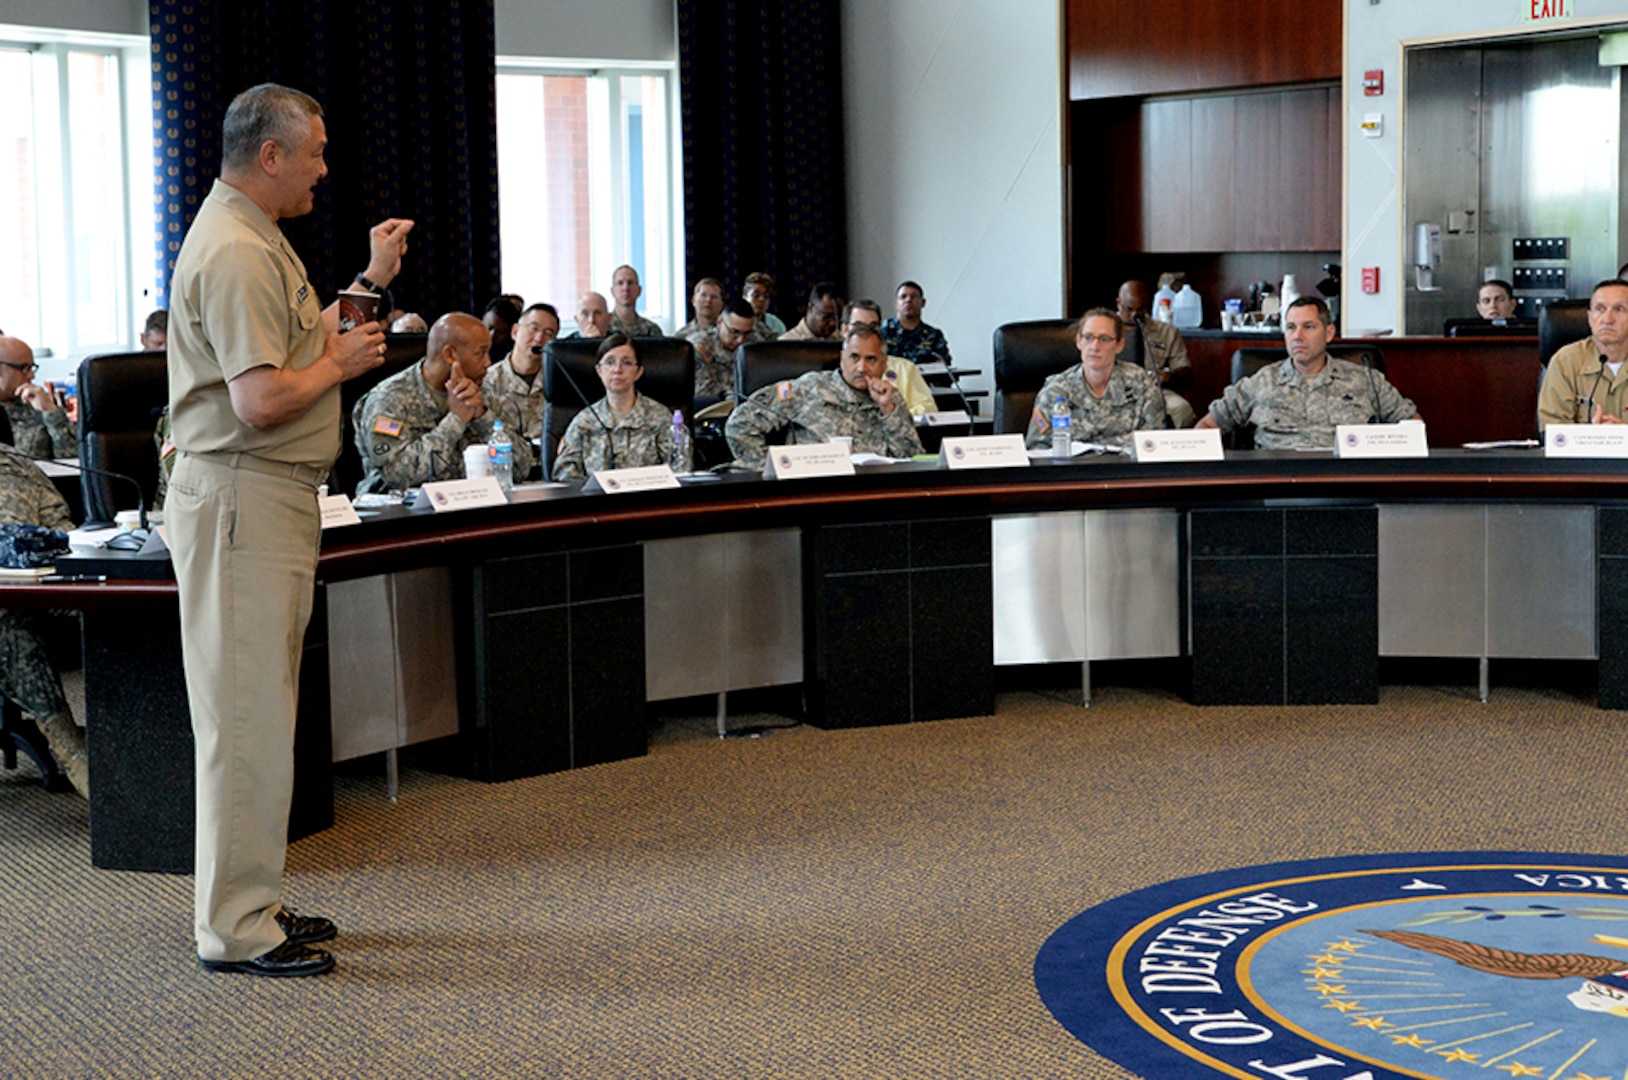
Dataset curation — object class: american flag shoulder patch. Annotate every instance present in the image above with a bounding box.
[373,416,404,437]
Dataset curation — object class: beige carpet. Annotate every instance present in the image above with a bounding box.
[2,677,1625,1078]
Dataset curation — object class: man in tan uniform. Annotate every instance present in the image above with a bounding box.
[166,83,412,977]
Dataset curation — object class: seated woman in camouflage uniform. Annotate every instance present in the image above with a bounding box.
[551,335,680,481]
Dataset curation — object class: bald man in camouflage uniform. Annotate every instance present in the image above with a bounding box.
[0,443,87,795]
[725,323,923,469]
[0,337,77,460]
[353,313,535,493]
[1024,309,1166,451]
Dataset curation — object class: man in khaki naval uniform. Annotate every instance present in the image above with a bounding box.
[1539,279,1628,429]
[166,83,412,977]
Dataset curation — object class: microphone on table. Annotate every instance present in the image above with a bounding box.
[550,353,617,471]
[1586,365,1609,423]
[60,460,150,537]
[1357,352,1384,421]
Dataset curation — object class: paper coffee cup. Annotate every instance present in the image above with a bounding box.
[463,444,492,480]
[115,509,142,532]
[338,289,380,332]
[828,436,853,453]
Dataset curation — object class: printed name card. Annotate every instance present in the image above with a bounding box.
[763,443,856,480]
[1132,428,1224,463]
[1334,422,1430,459]
[586,465,682,494]
[921,410,971,427]
[318,493,362,529]
[938,434,1030,470]
[419,476,508,511]
[1544,423,1628,458]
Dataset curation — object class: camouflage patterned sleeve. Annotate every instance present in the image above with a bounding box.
[354,390,469,492]
[881,399,925,458]
[1025,377,1064,449]
[551,410,594,481]
[42,408,78,459]
[469,397,537,483]
[724,384,790,468]
[0,446,73,530]
[1206,366,1268,433]
[1137,368,1169,431]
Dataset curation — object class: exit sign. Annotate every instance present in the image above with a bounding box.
[1523,0,1573,22]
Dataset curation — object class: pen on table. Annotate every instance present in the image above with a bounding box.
[36,574,109,583]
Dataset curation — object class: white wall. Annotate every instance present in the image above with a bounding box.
[0,0,143,36]
[1345,0,1628,333]
[842,0,1065,387]
[495,0,674,61]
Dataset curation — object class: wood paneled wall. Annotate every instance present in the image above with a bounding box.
[1068,0,1342,101]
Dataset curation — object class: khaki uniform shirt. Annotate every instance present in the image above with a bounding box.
[1024,362,1167,450]
[481,357,547,441]
[352,362,535,493]
[167,179,335,469]
[552,393,676,481]
[1206,356,1417,450]
[611,313,663,338]
[2,400,76,460]
[725,369,924,468]
[1539,338,1628,429]
[778,320,835,343]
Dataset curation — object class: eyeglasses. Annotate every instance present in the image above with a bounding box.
[0,360,38,375]
[597,358,640,371]
[1078,333,1118,346]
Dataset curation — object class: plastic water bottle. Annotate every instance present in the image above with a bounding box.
[670,410,692,475]
[1050,397,1072,459]
[1153,282,1177,323]
[1171,284,1203,329]
[488,418,514,495]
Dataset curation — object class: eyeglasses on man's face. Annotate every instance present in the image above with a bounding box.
[0,360,38,375]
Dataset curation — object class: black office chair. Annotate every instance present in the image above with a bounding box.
[76,351,168,526]
[1444,317,1537,338]
[0,697,67,791]
[734,339,841,398]
[1224,345,1388,449]
[333,333,424,498]
[0,404,12,447]
[1538,300,1591,367]
[991,319,1077,435]
[540,337,695,478]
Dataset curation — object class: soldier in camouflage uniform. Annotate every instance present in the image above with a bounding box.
[482,302,559,441]
[725,323,924,468]
[353,312,535,493]
[1025,308,1167,451]
[676,278,724,339]
[154,406,176,511]
[1198,296,1418,450]
[552,336,679,480]
[610,265,663,338]
[0,337,77,460]
[0,443,87,795]
[687,298,758,400]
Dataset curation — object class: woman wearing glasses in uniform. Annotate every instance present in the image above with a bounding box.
[552,334,681,481]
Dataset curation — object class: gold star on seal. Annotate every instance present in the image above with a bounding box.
[1565,1073,1608,1080]
[1323,1000,1363,1013]
[1306,953,1343,965]
[1352,1016,1393,1030]
[1324,940,1361,952]
[1388,1034,1432,1048]
[1313,983,1347,996]
[1437,1048,1480,1064]
[1303,967,1342,979]
[1493,1065,1541,1078]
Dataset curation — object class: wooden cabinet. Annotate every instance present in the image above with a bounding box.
[1115,84,1339,254]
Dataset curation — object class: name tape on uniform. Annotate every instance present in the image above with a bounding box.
[1545,423,1628,458]
[763,443,856,480]
[939,434,1030,470]
[586,465,681,494]
[1335,421,1429,459]
[1132,428,1224,463]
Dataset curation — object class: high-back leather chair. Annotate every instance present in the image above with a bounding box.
[76,351,168,525]
[1538,299,1591,367]
[991,319,1077,435]
[1224,344,1388,449]
[540,337,694,477]
[734,339,841,398]
[333,333,425,499]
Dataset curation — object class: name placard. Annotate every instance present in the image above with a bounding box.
[420,476,508,511]
[764,443,856,480]
[318,493,362,529]
[1132,428,1224,463]
[1334,422,1430,459]
[586,464,682,494]
[938,434,1030,470]
[1544,423,1628,458]
[921,410,971,427]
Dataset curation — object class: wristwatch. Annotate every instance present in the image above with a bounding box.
[354,273,382,293]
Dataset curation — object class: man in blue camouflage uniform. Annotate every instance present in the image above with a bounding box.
[881,281,952,365]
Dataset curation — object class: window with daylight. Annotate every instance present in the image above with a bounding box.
[495,64,678,330]
[0,36,148,367]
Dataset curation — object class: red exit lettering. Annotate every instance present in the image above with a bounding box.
[1528,0,1572,20]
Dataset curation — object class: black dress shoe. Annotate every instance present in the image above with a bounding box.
[275,906,337,945]
[199,939,335,978]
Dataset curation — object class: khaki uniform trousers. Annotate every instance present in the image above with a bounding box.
[167,451,321,962]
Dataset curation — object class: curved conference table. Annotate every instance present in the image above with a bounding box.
[9,448,1626,871]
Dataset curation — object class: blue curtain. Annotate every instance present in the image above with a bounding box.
[150,0,499,320]
[677,0,847,322]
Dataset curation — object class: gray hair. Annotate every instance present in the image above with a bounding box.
[222,84,323,172]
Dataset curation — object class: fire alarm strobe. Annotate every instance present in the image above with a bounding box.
[1363,70,1383,96]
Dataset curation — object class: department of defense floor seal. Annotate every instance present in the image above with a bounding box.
[1035,851,1628,1079]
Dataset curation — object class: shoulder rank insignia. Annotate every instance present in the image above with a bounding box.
[373,416,403,437]
[777,381,792,401]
